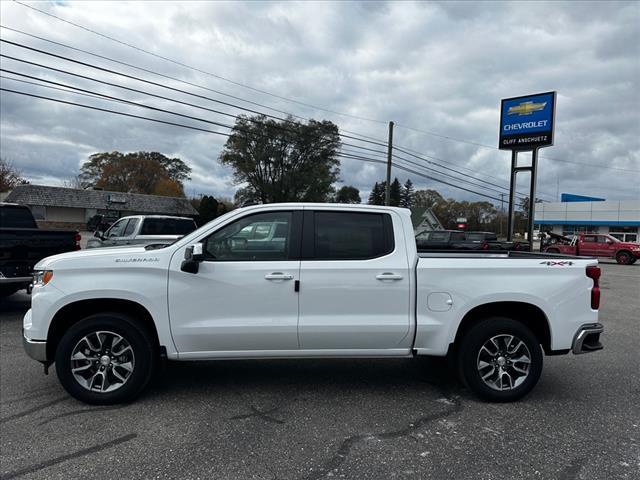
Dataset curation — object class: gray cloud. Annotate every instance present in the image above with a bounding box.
[1,0,638,204]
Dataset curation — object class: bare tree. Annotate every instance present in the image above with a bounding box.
[0,158,28,192]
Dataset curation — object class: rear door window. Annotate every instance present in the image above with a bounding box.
[311,211,394,260]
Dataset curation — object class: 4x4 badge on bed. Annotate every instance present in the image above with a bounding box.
[540,261,574,266]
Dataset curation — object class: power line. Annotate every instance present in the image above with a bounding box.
[0,29,536,191]
[0,87,232,137]
[10,2,388,125]
[394,123,640,173]
[393,146,534,200]
[3,63,516,200]
[0,24,388,149]
[0,39,389,150]
[2,49,524,197]
[5,11,635,174]
[1,87,506,203]
[0,63,388,159]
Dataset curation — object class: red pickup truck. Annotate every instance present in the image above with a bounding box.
[544,233,640,265]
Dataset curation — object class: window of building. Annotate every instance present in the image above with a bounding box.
[30,205,46,220]
[562,225,599,237]
[610,227,639,243]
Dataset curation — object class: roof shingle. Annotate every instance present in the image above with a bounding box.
[4,185,198,216]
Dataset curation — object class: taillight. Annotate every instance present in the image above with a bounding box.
[74,232,82,250]
[482,241,489,250]
[586,265,601,309]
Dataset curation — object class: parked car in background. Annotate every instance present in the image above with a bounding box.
[543,232,640,265]
[415,230,528,251]
[86,213,119,233]
[0,203,80,297]
[86,215,197,248]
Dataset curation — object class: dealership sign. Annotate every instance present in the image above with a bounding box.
[499,91,556,150]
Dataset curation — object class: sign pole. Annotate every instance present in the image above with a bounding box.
[507,149,517,241]
[527,148,539,251]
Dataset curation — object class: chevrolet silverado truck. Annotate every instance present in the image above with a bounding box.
[0,203,80,297]
[23,204,603,405]
[86,215,197,249]
[543,232,640,265]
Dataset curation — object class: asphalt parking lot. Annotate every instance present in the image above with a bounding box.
[1,261,638,480]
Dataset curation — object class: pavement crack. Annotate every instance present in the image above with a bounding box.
[38,405,126,426]
[0,433,138,480]
[0,396,67,424]
[302,390,463,480]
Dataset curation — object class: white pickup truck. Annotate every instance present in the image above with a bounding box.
[23,203,604,405]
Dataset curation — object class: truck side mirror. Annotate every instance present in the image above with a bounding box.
[181,243,204,274]
[94,230,104,239]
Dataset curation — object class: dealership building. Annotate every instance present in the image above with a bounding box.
[534,194,640,243]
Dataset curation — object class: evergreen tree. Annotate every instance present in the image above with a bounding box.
[368,182,385,205]
[198,195,219,224]
[400,179,415,207]
[389,178,402,206]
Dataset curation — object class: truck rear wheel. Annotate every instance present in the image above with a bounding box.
[545,247,560,254]
[458,317,543,402]
[55,313,156,405]
[616,251,633,265]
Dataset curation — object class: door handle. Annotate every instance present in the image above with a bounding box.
[376,272,403,281]
[265,272,294,280]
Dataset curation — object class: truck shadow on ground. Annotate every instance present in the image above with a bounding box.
[146,355,464,399]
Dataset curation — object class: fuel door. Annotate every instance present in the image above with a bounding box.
[427,292,453,312]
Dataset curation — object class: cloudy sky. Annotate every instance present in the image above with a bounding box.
[1,0,639,204]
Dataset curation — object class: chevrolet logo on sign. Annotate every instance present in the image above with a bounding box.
[499,91,556,150]
[507,101,547,116]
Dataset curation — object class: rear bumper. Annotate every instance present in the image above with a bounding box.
[23,331,48,362]
[572,323,604,354]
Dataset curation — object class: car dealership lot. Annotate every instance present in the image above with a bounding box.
[1,261,638,480]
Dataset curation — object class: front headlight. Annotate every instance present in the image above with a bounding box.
[32,270,53,287]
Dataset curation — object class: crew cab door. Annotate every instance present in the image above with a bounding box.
[297,209,412,352]
[579,235,600,256]
[167,210,302,355]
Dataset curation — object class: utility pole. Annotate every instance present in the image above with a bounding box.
[499,192,505,238]
[385,121,394,206]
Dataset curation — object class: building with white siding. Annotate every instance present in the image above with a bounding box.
[534,197,640,242]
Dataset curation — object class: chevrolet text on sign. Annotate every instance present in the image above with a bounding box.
[499,91,556,150]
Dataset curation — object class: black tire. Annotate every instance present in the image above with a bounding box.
[55,312,156,405]
[545,247,560,254]
[616,250,633,265]
[458,317,543,402]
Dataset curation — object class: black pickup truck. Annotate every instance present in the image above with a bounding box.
[415,230,529,251]
[0,203,80,297]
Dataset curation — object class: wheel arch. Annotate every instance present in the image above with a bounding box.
[452,301,553,355]
[46,298,161,361]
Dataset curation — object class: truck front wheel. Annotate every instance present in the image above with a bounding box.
[615,251,633,265]
[458,317,543,402]
[55,313,156,405]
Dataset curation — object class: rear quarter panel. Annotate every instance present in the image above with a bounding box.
[415,256,599,355]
